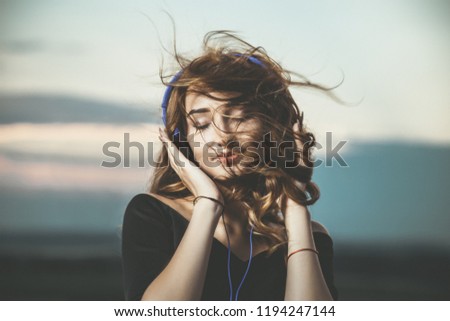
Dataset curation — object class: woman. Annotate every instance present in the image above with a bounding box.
[122,31,338,301]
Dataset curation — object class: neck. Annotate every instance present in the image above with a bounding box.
[215,184,249,231]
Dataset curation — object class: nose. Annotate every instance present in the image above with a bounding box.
[212,109,242,135]
[209,116,236,154]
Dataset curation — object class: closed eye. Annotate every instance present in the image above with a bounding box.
[192,115,251,132]
[232,115,252,123]
[193,123,210,131]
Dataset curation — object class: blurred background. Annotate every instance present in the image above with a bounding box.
[1,0,449,300]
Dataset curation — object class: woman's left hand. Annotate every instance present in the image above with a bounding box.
[285,121,306,209]
[277,122,310,226]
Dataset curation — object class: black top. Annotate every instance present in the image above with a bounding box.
[121,193,338,301]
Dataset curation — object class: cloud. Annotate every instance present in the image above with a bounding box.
[0,39,45,54]
[0,94,158,124]
[0,122,162,163]
[0,154,151,192]
[0,39,86,56]
[0,122,163,192]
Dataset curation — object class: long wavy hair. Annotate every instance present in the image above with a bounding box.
[149,31,338,264]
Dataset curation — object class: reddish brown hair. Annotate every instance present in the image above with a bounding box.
[150,31,337,260]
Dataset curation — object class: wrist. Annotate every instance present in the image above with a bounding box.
[193,196,224,218]
[195,191,223,203]
[284,205,313,248]
[284,202,311,222]
[285,197,307,210]
[287,239,316,253]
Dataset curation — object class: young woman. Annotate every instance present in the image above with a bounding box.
[122,31,338,301]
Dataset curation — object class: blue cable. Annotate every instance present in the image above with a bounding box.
[160,53,263,300]
[223,212,254,301]
[234,225,254,300]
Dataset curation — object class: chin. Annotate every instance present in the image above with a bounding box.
[206,166,239,180]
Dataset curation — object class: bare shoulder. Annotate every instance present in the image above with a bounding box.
[311,220,331,237]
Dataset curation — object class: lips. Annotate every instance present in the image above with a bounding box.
[216,151,240,166]
[216,150,233,158]
[219,154,238,166]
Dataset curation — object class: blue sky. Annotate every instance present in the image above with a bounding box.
[1,0,449,145]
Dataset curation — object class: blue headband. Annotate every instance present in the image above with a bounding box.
[160,53,265,139]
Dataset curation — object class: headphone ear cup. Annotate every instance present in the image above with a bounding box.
[161,71,183,127]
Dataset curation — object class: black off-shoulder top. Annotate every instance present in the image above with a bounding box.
[121,193,338,301]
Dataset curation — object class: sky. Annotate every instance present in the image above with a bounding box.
[0,0,449,145]
[1,0,449,193]
[0,1,449,248]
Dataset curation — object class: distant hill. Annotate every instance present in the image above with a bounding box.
[312,141,450,249]
[0,94,160,124]
[1,141,449,251]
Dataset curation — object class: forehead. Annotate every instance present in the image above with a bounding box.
[185,91,236,113]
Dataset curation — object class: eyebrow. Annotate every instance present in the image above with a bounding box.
[187,107,211,117]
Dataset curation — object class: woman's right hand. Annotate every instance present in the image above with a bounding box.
[158,127,224,204]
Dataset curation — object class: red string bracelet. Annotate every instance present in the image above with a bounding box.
[287,248,319,261]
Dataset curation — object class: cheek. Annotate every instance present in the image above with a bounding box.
[245,118,263,131]
[188,138,223,170]
[237,120,264,141]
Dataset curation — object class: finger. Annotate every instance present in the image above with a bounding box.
[292,120,302,148]
[158,127,197,168]
[294,180,307,192]
[276,194,288,215]
[293,120,312,176]
[291,120,304,165]
[159,128,184,168]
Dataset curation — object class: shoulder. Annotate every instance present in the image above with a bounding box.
[123,193,169,224]
[125,193,192,221]
[124,193,160,221]
[126,193,179,209]
[311,220,334,252]
[311,220,331,237]
[122,193,177,239]
[146,192,176,207]
[126,193,160,211]
[121,194,175,251]
[147,192,192,218]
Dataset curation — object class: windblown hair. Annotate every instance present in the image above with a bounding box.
[149,31,337,264]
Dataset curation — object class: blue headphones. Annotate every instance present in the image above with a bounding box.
[161,53,264,300]
[161,70,182,139]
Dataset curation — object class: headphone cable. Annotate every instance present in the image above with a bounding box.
[222,212,254,301]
